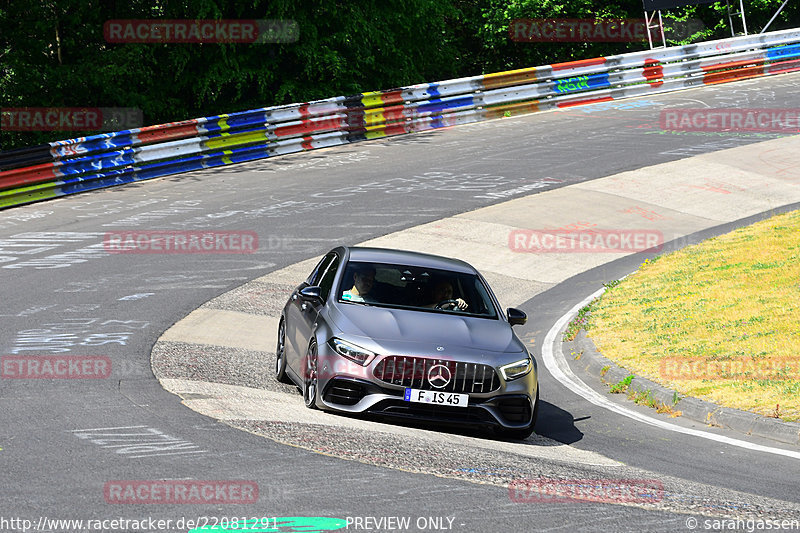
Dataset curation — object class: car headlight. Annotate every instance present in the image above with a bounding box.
[329,338,375,365]
[500,357,532,381]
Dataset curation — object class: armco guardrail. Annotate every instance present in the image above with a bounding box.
[1,28,799,209]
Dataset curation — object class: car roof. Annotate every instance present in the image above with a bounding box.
[342,246,477,274]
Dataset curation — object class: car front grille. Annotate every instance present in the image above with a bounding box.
[373,356,500,393]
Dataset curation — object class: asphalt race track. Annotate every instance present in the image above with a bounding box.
[1,73,800,533]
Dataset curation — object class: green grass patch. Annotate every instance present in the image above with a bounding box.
[562,280,621,341]
[610,375,634,394]
[587,210,800,422]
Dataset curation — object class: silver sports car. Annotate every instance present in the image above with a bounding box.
[275,246,539,438]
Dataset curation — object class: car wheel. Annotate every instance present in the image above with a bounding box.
[303,339,318,409]
[275,318,292,384]
[495,388,538,440]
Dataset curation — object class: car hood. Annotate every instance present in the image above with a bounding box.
[327,303,526,355]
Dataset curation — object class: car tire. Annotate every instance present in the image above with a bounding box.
[303,339,318,409]
[495,388,538,440]
[275,318,292,384]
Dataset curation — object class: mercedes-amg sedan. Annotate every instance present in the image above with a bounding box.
[275,246,538,438]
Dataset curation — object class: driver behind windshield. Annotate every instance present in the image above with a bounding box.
[424,279,468,310]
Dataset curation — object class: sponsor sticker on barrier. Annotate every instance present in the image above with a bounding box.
[1,355,111,379]
[1,107,142,132]
[509,229,663,253]
[104,19,298,43]
[103,231,258,254]
[509,478,664,504]
[660,108,800,133]
[660,357,800,381]
[104,480,258,504]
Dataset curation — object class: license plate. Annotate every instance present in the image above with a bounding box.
[404,388,468,408]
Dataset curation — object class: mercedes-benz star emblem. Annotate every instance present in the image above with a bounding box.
[428,364,452,389]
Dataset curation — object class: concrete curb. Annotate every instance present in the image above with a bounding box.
[566,329,800,447]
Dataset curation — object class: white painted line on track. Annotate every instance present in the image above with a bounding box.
[543,287,800,461]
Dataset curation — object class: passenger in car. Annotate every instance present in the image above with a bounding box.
[341,265,378,303]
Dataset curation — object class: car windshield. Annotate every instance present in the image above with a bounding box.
[337,261,498,318]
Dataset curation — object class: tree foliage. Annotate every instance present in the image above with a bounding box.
[1,0,797,150]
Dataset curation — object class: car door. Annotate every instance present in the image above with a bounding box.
[287,252,339,371]
[285,253,331,366]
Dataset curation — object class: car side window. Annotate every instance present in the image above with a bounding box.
[317,255,340,301]
[308,253,336,286]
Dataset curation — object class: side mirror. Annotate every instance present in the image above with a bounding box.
[507,307,527,326]
[299,286,323,304]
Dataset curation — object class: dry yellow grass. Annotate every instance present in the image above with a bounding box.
[587,210,800,422]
